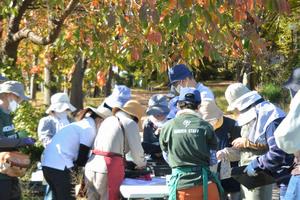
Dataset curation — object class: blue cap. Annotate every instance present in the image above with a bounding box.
[178,87,201,105]
[168,64,193,85]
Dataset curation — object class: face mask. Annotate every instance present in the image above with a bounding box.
[175,84,182,94]
[8,99,19,113]
[55,111,68,120]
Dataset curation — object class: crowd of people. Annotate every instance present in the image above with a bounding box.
[0,64,299,200]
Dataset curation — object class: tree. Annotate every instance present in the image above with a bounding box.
[0,0,79,74]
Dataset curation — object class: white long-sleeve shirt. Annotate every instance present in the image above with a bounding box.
[85,111,146,173]
[41,117,97,170]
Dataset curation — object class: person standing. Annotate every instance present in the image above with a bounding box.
[84,100,146,200]
[160,87,223,200]
[98,85,131,117]
[225,82,294,200]
[0,81,35,200]
[167,64,214,101]
[142,94,170,160]
[199,100,241,200]
[41,106,108,200]
[38,92,76,200]
[274,67,300,200]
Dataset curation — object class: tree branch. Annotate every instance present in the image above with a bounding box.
[12,0,79,45]
[8,0,34,33]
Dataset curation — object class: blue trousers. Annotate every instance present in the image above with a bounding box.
[284,175,300,200]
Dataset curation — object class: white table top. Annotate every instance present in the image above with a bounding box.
[120,177,169,198]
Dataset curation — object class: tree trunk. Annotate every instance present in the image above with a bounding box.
[44,66,51,105]
[104,66,113,97]
[70,53,87,110]
[30,55,39,100]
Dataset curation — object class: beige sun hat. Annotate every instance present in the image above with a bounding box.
[112,100,145,127]
[199,100,223,121]
[0,81,29,101]
[225,82,262,112]
[46,93,76,114]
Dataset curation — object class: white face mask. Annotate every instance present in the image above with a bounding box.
[55,111,68,120]
[8,99,19,113]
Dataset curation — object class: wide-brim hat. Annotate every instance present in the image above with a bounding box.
[225,83,262,112]
[0,81,30,101]
[46,93,76,114]
[87,105,111,119]
[112,100,145,127]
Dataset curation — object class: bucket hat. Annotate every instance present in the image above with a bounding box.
[146,94,170,116]
[104,85,131,108]
[46,93,76,114]
[0,81,29,101]
[283,67,300,97]
[199,100,223,121]
[168,64,193,85]
[225,83,262,112]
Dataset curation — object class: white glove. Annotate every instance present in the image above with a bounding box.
[243,163,257,176]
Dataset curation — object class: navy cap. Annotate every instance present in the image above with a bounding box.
[178,87,201,105]
[284,67,300,97]
[168,64,193,85]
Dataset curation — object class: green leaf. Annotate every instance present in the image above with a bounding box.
[179,14,190,35]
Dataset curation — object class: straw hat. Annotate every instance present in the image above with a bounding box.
[112,100,145,122]
[46,93,76,114]
[0,81,29,101]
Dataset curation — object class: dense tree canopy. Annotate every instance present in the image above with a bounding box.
[0,0,299,102]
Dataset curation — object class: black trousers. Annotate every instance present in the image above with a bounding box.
[0,177,21,200]
[42,166,76,200]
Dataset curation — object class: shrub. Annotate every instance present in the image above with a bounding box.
[260,84,287,105]
[13,102,45,162]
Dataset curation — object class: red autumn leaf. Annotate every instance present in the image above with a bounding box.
[131,47,140,61]
[146,29,162,45]
[91,0,99,8]
[30,65,40,74]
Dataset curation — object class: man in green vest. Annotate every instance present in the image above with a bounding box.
[160,87,223,200]
[0,81,35,200]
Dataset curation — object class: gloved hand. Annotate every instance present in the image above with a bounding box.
[22,137,36,146]
[216,150,227,161]
[243,162,257,176]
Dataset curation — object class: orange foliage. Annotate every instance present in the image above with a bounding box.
[97,71,106,87]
